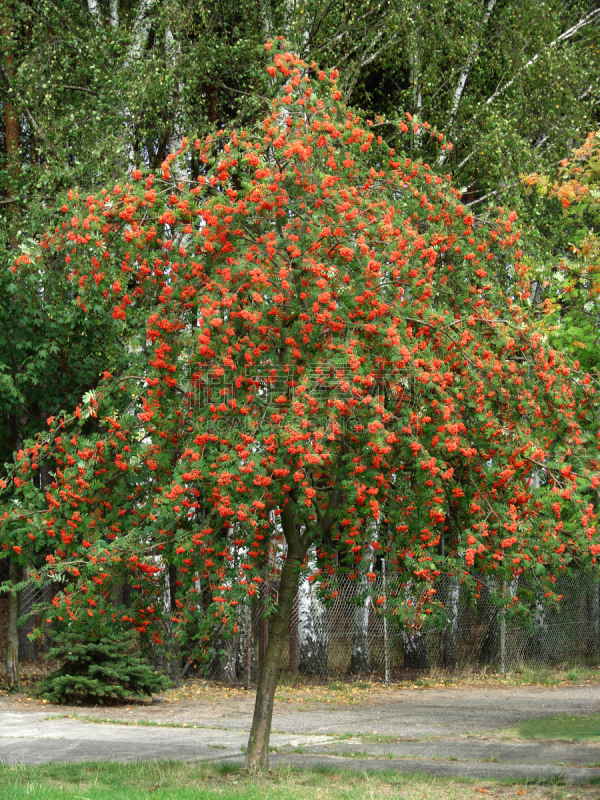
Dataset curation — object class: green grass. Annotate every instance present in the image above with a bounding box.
[358,733,436,744]
[3,761,599,800]
[514,713,600,741]
[46,714,226,730]
[359,733,403,744]
[423,663,600,690]
[4,761,600,800]
[504,664,599,688]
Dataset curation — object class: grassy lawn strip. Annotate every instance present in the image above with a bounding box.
[1,761,600,800]
[514,714,600,741]
[45,714,225,730]
[7,664,600,706]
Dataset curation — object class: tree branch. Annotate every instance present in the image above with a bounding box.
[439,7,600,172]
[451,0,498,124]
[455,150,475,174]
[59,84,99,95]
[464,154,573,208]
[127,0,158,63]
[483,8,600,110]
[437,0,498,167]
[22,107,59,158]
[0,64,60,159]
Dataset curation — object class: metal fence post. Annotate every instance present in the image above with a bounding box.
[245,604,252,690]
[499,581,507,674]
[383,561,390,683]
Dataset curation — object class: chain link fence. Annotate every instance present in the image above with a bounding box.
[205,571,600,684]
[0,558,51,662]
[2,557,599,681]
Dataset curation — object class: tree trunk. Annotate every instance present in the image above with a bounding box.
[439,578,460,668]
[402,630,430,669]
[216,627,240,683]
[401,582,430,670]
[298,578,328,676]
[587,576,600,665]
[525,591,550,662]
[242,604,255,689]
[2,2,20,249]
[244,523,305,773]
[258,578,269,666]
[109,0,119,28]
[288,586,298,673]
[166,562,182,684]
[350,578,371,673]
[476,579,500,665]
[6,559,20,690]
[151,559,181,683]
[164,28,186,185]
[18,566,38,663]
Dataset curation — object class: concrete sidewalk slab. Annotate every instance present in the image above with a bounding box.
[270,752,600,784]
[301,736,600,766]
[1,684,600,783]
[0,712,330,765]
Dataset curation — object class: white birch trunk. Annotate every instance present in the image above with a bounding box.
[298,580,328,676]
[350,578,371,673]
[259,0,272,40]
[402,629,429,669]
[109,0,119,28]
[127,0,157,63]
[165,28,187,185]
[401,582,430,669]
[440,578,460,667]
[215,628,240,683]
[87,0,101,26]
[121,0,158,170]
[409,25,423,147]
[500,575,520,673]
[6,559,20,689]
[437,0,498,167]
[529,591,548,662]
[409,5,422,111]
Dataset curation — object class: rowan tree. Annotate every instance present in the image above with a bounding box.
[1,45,600,770]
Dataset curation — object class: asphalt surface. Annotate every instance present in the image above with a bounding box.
[1,685,600,783]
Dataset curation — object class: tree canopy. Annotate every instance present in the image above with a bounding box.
[1,0,598,471]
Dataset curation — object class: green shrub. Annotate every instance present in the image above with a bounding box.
[37,620,170,704]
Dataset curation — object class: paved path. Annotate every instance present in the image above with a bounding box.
[1,685,600,783]
[0,710,329,765]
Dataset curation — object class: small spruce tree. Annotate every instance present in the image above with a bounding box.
[37,616,169,704]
